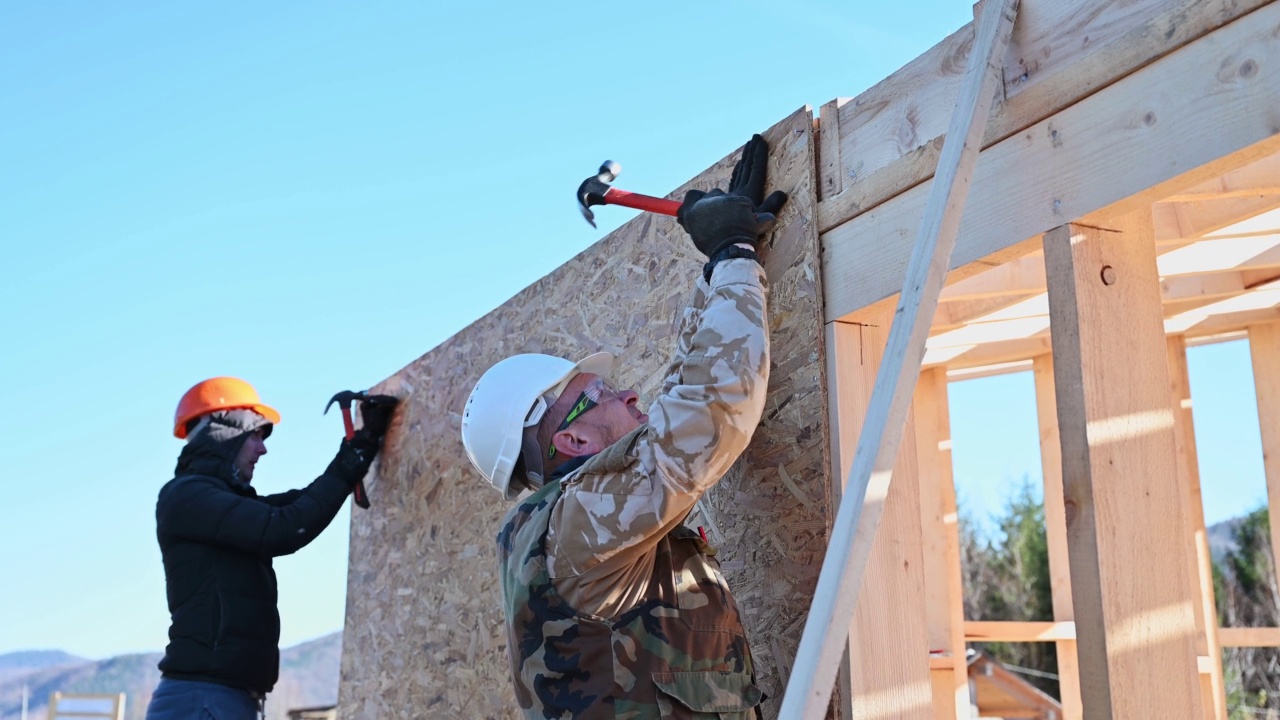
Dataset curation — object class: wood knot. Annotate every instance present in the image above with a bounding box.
[1143,111,1157,127]
[1240,59,1259,80]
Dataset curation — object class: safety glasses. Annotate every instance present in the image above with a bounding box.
[545,378,621,461]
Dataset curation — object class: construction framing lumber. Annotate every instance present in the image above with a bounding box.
[1043,212,1202,717]
[1167,335,1228,719]
[1032,355,1082,719]
[1218,627,1280,647]
[963,621,1076,642]
[816,0,1271,233]
[823,1,1280,321]
[825,313,932,720]
[1247,323,1280,576]
[912,367,967,720]
[781,0,1018,714]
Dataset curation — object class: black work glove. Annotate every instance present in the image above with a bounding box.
[328,437,376,489]
[357,394,399,442]
[677,133,789,260]
[328,395,398,489]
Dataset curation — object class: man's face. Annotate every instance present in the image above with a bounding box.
[234,428,269,483]
[547,372,647,461]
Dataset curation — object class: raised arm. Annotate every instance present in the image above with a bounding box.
[157,440,372,557]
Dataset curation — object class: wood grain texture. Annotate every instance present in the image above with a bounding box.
[825,313,932,720]
[817,0,1274,232]
[823,2,1280,320]
[1247,323,1280,584]
[912,367,967,720]
[1167,334,1228,719]
[782,0,1018,713]
[336,108,828,720]
[1032,355,1083,720]
[1043,212,1202,718]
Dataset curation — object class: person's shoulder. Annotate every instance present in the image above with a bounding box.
[158,473,226,505]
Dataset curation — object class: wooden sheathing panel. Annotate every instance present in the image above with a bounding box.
[337,107,828,720]
[824,312,931,720]
[823,1,1280,321]
[1042,212,1202,717]
[817,0,1274,233]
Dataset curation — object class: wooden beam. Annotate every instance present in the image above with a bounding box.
[1247,323,1280,577]
[818,99,847,202]
[1167,334,1228,720]
[1043,210,1203,717]
[823,2,1280,320]
[782,1,1018,714]
[964,621,1077,642]
[913,367,968,720]
[815,0,1273,233]
[1032,355,1082,720]
[1218,627,1280,647]
[825,315,932,720]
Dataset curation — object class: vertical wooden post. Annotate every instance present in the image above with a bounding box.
[1042,209,1203,718]
[913,366,969,720]
[825,311,932,720]
[1248,324,1280,573]
[1168,334,1228,719]
[1032,355,1084,720]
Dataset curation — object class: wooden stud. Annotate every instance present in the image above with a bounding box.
[1167,334,1228,719]
[783,0,1019,713]
[818,99,846,202]
[1043,210,1203,717]
[913,367,968,720]
[1032,355,1083,720]
[1247,323,1280,574]
[825,314,933,720]
[964,621,1077,642]
[1219,627,1280,647]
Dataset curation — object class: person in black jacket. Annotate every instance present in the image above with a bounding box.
[146,377,396,720]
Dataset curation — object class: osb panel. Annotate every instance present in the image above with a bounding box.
[337,106,830,720]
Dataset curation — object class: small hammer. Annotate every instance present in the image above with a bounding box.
[325,390,371,509]
[576,160,777,233]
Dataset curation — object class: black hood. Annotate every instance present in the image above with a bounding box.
[174,408,273,485]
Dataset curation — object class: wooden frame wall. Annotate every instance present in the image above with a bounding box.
[340,0,1280,717]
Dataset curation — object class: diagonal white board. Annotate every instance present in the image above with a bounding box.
[778,0,1020,716]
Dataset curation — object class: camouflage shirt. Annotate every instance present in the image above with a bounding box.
[497,258,769,719]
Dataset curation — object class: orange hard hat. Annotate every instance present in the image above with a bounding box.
[173,377,282,439]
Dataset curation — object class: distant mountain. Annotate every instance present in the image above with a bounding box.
[0,652,88,685]
[0,633,340,720]
[1208,516,1244,563]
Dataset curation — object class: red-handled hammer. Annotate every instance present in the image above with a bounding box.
[576,161,776,233]
[325,390,371,509]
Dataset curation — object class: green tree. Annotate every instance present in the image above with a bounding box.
[960,479,1059,698]
[1216,506,1280,718]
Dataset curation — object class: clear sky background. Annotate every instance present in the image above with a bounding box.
[0,0,1268,661]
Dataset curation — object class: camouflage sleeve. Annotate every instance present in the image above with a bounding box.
[547,258,769,614]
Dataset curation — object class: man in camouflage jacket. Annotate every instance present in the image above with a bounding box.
[461,134,787,719]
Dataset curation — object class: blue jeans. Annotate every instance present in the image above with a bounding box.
[145,678,261,720]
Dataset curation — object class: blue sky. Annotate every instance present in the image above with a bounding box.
[0,1,1266,661]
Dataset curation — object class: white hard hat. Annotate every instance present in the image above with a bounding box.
[461,352,614,499]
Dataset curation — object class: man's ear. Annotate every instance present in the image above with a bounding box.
[551,426,600,460]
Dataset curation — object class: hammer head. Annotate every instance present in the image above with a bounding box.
[325,390,366,415]
[576,160,622,228]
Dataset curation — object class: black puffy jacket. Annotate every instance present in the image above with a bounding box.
[155,409,362,694]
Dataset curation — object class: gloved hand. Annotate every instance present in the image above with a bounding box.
[357,394,399,441]
[677,133,789,259]
[328,395,398,489]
